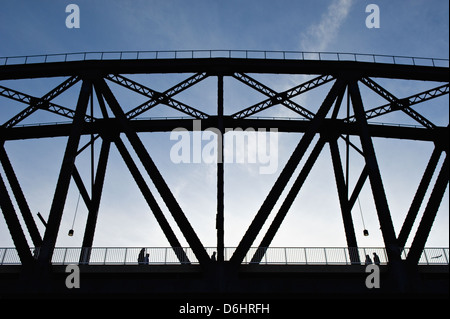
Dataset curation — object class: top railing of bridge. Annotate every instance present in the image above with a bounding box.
[0,50,449,68]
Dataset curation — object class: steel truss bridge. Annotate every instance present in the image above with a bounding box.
[0,50,448,298]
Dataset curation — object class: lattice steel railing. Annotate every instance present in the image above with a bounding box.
[0,247,448,266]
[1,50,448,67]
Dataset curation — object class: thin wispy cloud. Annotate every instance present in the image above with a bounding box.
[300,0,354,51]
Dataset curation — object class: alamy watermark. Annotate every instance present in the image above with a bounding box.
[169,120,279,175]
[65,4,80,29]
[65,264,80,289]
[365,264,380,289]
[365,4,380,29]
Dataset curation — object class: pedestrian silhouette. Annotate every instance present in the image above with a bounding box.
[373,252,380,265]
[138,248,145,265]
[211,251,217,262]
[145,253,150,265]
[365,254,372,265]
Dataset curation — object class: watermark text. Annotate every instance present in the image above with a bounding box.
[170,120,278,174]
[365,4,380,29]
[65,4,80,29]
[65,264,80,289]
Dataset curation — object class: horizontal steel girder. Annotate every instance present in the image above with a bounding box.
[0,58,448,82]
[2,118,447,142]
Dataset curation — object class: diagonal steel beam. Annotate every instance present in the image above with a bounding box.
[230,77,346,266]
[408,84,449,105]
[162,72,209,97]
[95,78,210,266]
[0,171,34,266]
[81,139,110,251]
[114,137,189,264]
[71,166,92,210]
[232,72,279,97]
[231,74,334,119]
[401,106,436,129]
[106,73,209,119]
[94,83,110,119]
[348,165,369,210]
[398,147,443,248]
[329,138,359,257]
[360,77,398,102]
[38,78,92,265]
[407,155,449,266]
[251,138,326,264]
[331,74,358,250]
[349,79,401,264]
[0,143,42,247]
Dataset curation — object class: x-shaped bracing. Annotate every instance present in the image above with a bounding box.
[106,73,209,119]
[231,73,334,119]
[0,76,96,128]
[346,79,449,129]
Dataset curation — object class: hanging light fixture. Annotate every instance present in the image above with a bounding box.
[357,197,369,237]
[68,193,81,237]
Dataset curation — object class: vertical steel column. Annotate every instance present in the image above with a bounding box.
[38,79,92,265]
[398,147,442,247]
[217,75,225,263]
[230,78,346,266]
[407,156,449,266]
[90,84,95,205]
[349,79,401,263]
[0,172,34,266]
[95,79,209,265]
[0,144,42,247]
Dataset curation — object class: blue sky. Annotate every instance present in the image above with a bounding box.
[0,1,448,256]
[0,0,448,57]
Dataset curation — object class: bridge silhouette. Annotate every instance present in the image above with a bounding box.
[0,50,448,298]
